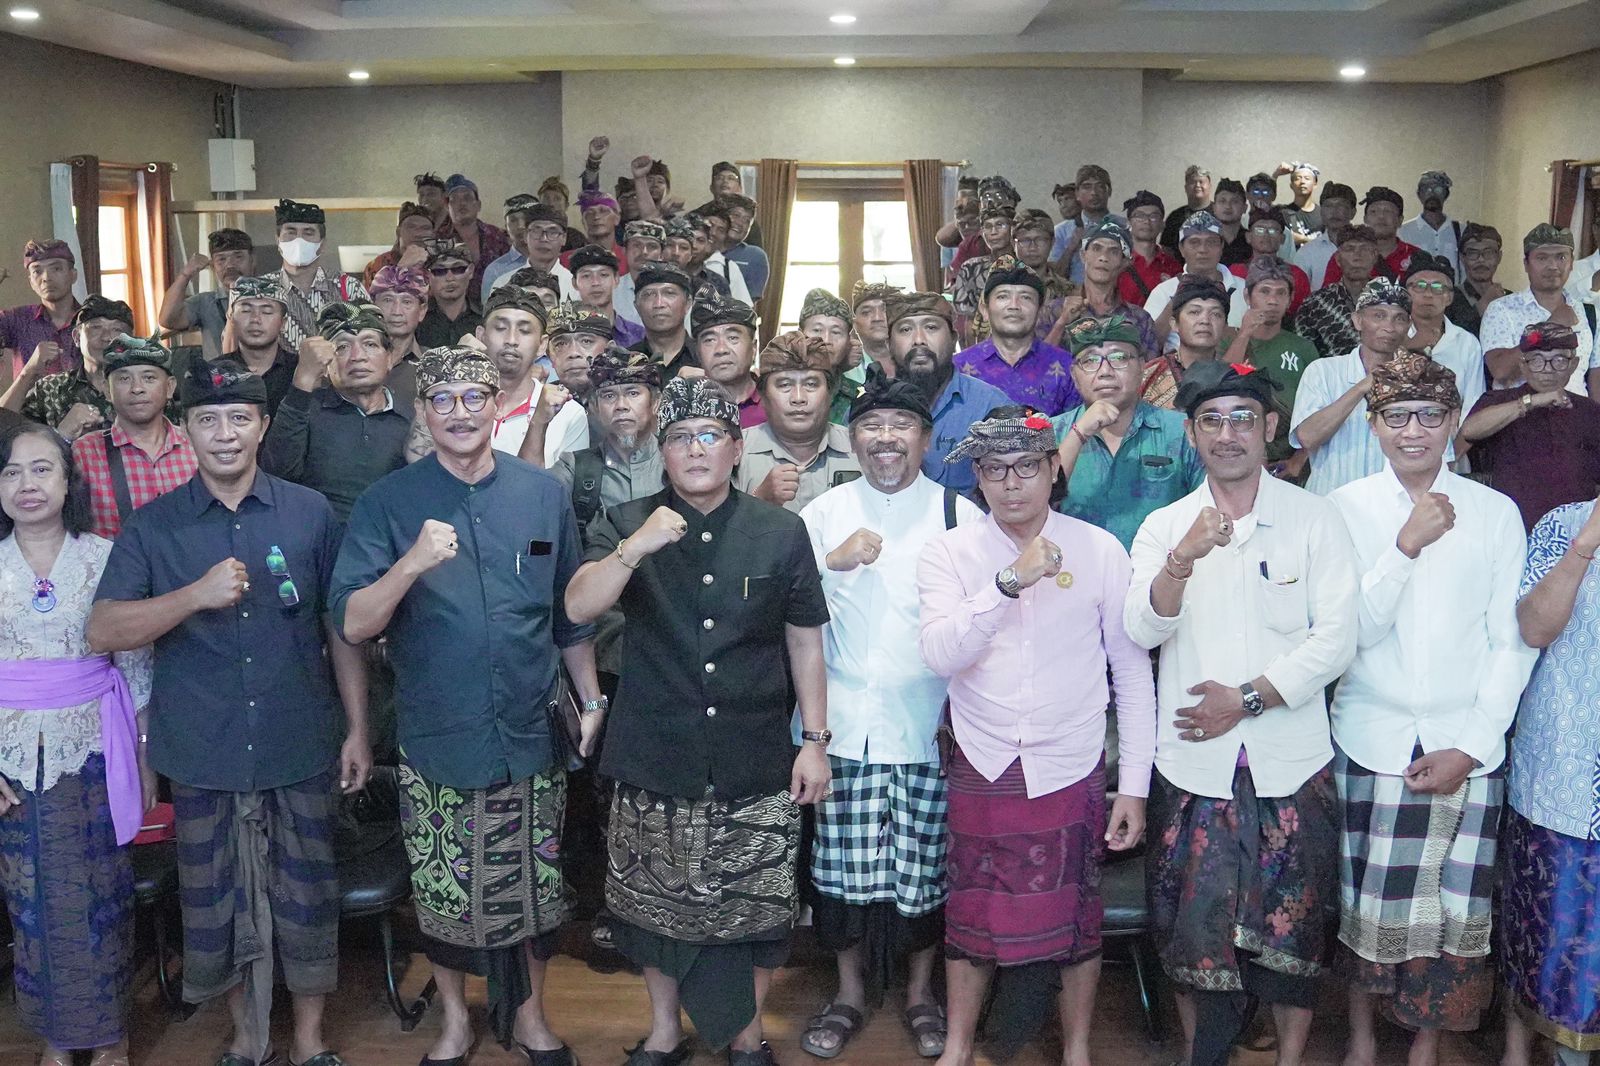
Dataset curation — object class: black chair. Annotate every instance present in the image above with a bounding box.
[130,838,192,1017]
[1100,850,1164,1041]
[336,765,436,1030]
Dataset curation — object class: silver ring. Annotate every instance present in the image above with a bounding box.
[241,580,250,592]
[1050,550,1063,564]
[448,541,458,551]
[1194,727,1206,739]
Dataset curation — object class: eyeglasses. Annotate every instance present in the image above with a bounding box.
[1376,407,1450,429]
[855,419,921,437]
[427,388,493,414]
[976,456,1046,482]
[528,225,566,241]
[429,265,470,277]
[1128,210,1164,224]
[1248,225,1282,236]
[1407,280,1453,294]
[662,427,732,452]
[265,545,300,607]
[1073,351,1136,372]
[1461,247,1500,260]
[1193,410,1261,434]
[1527,354,1576,371]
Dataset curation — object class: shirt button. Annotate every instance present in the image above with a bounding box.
[705,662,716,673]
[702,573,714,585]
[246,744,253,751]
[706,706,717,717]
[248,700,256,707]
[474,517,481,524]
[244,656,252,664]
[702,618,715,630]
[234,523,242,531]
[701,531,713,543]
[241,611,249,618]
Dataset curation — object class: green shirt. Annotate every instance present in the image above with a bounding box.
[1052,401,1205,551]
[1243,328,1319,462]
[829,360,868,425]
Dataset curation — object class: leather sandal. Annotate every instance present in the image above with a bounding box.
[799,1003,866,1060]
[621,1038,693,1066]
[519,1043,578,1066]
[728,1040,779,1066]
[903,1003,947,1059]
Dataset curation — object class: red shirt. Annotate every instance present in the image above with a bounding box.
[1229,259,1313,316]
[1322,239,1419,288]
[70,421,198,539]
[1118,248,1183,304]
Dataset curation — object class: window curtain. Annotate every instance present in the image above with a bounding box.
[903,159,945,293]
[754,158,798,346]
[136,164,174,335]
[1550,159,1584,229]
[55,156,100,300]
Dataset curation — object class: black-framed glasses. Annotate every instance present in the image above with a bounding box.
[1376,407,1450,429]
[1527,354,1576,371]
[1407,280,1453,294]
[427,389,493,415]
[265,545,300,607]
[976,456,1046,482]
[1073,351,1136,372]
[1194,410,1261,434]
[662,427,732,452]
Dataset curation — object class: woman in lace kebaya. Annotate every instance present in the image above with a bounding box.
[0,422,153,1066]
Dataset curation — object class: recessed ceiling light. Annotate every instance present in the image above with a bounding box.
[1339,63,1366,79]
[833,56,856,66]
[829,13,856,24]
[9,7,41,20]
[348,69,371,81]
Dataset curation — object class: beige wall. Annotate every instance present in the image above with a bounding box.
[1484,49,1600,262]
[239,80,565,248]
[0,33,217,308]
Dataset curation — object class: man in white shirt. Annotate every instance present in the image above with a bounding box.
[1481,223,1598,396]
[483,204,576,305]
[1397,171,1463,280]
[1291,278,1415,495]
[1328,353,1536,1066]
[1143,211,1247,351]
[795,375,980,1062]
[1125,360,1357,1066]
[1402,253,1485,416]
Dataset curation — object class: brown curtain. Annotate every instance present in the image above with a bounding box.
[903,159,944,292]
[66,154,101,291]
[138,163,175,334]
[1550,159,1583,228]
[754,158,798,346]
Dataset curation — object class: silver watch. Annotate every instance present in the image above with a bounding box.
[996,566,1023,599]
[1240,682,1265,717]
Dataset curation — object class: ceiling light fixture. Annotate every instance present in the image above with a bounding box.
[833,56,856,66]
[1339,63,1366,79]
[348,69,371,81]
[9,7,41,20]
[829,13,856,24]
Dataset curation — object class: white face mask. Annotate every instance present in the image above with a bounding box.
[277,237,321,268]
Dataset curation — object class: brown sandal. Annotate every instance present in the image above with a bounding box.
[800,1003,867,1059]
[904,1003,947,1059]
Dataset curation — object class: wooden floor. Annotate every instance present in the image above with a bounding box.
[0,920,1505,1066]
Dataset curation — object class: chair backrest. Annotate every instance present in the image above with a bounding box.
[335,764,402,859]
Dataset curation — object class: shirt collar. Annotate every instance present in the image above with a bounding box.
[110,418,187,457]
[1198,471,1279,527]
[188,467,273,516]
[1380,459,1449,501]
[668,484,739,533]
[323,386,396,414]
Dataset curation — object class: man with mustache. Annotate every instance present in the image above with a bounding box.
[886,290,1011,497]
[734,331,860,513]
[159,228,256,360]
[796,373,981,1060]
[954,257,1079,416]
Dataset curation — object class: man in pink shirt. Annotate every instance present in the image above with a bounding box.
[917,405,1156,1066]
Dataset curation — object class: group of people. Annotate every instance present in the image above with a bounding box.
[0,141,1598,1066]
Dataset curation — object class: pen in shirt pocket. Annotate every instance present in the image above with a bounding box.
[1260,560,1298,584]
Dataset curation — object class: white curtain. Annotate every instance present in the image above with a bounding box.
[135,170,158,329]
[49,162,88,301]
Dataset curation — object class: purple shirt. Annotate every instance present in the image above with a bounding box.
[611,314,645,348]
[1467,384,1600,531]
[1,303,81,379]
[953,337,1080,416]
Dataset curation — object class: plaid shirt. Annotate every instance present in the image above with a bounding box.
[70,421,198,539]
[264,267,371,354]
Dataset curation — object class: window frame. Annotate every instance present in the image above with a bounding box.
[781,177,911,330]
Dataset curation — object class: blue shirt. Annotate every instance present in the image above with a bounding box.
[1509,499,1600,840]
[330,453,595,790]
[95,471,343,793]
[924,371,1015,496]
[480,249,528,302]
[953,338,1081,416]
[1052,402,1205,550]
[724,242,771,299]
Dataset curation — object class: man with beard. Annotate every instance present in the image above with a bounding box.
[570,245,645,347]
[691,290,765,428]
[1297,225,1383,360]
[1210,179,1252,267]
[1,239,82,383]
[1275,162,1323,248]
[333,345,601,1066]
[565,374,831,1066]
[517,304,612,469]
[160,228,256,360]
[852,281,899,380]
[1141,279,1229,412]
[71,333,198,539]
[370,265,430,411]
[416,240,483,351]
[261,302,409,525]
[1398,171,1463,280]
[90,355,371,1066]
[223,276,297,418]
[954,257,1078,416]
[1292,279,1419,495]
[796,375,981,1061]
[627,259,697,379]
[1324,188,1419,288]
[614,220,669,328]
[3,295,146,436]
[1295,183,1359,291]
[436,174,511,297]
[798,288,860,424]
[886,290,1010,496]
[1481,224,1597,395]
[735,331,860,513]
[264,199,371,355]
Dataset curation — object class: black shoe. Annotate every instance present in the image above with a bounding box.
[518,1043,577,1066]
[622,1039,693,1066]
[728,1042,778,1066]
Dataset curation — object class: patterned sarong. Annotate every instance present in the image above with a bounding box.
[1500,809,1600,1051]
[398,762,568,949]
[812,756,946,916]
[0,753,132,1051]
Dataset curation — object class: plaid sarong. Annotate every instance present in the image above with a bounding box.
[811,756,946,917]
[1335,749,1501,965]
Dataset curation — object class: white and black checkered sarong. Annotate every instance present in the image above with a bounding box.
[1334,748,1502,966]
[811,756,947,917]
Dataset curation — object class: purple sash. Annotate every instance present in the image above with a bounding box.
[0,655,141,845]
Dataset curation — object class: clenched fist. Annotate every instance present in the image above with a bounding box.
[755,463,801,505]
[23,341,61,379]
[189,557,249,611]
[404,519,458,574]
[827,528,883,572]
[627,506,689,558]
[1012,535,1064,589]
[1071,400,1121,439]
[587,135,610,160]
[294,335,338,392]
[1397,491,1455,558]
[1174,506,1233,566]
[630,155,654,180]
[182,252,212,278]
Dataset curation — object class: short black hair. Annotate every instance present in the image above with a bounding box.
[0,422,95,538]
[414,172,446,192]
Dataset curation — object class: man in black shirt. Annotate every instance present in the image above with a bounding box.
[224,275,296,418]
[628,259,698,378]
[566,374,831,1066]
[89,355,370,1066]
[414,240,482,351]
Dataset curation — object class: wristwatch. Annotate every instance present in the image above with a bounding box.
[801,729,833,745]
[1521,393,1534,415]
[1239,681,1266,717]
[996,567,1023,599]
[582,696,610,715]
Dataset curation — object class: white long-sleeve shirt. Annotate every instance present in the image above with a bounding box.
[1328,464,1537,775]
[1124,475,1358,799]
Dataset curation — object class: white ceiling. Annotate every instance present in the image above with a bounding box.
[7,0,1600,86]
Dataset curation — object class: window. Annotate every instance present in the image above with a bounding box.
[778,178,914,331]
[97,200,135,308]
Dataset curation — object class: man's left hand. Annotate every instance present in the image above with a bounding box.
[1174,680,1246,742]
[1105,795,1146,851]
[789,742,831,806]
[339,733,373,793]
[1403,748,1476,796]
[578,708,604,759]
